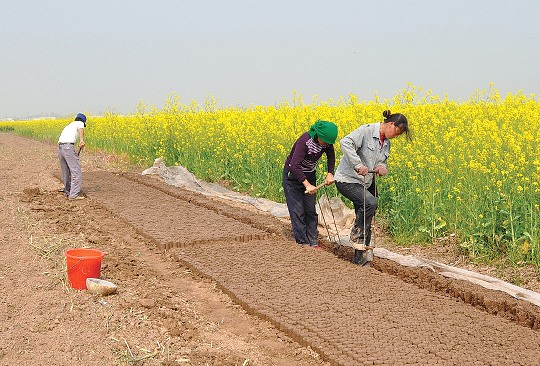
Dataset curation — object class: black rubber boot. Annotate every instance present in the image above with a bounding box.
[353,250,370,266]
[352,249,362,264]
[350,226,363,243]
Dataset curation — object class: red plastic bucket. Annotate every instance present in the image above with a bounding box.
[65,248,106,290]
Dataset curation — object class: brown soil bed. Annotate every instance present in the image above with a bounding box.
[174,241,540,365]
[83,171,271,249]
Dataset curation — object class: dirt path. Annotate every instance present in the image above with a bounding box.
[1,132,540,365]
[0,133,329,366]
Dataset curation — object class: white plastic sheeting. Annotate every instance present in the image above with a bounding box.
[142,158,540,308]
[315,193,357,245]
[142,158,289,218]
[374,248,540,307]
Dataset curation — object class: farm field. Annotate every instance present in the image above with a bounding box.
[1,132,540,365]
[2,87,540,268]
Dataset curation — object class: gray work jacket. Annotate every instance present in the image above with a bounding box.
[334,122,390,187]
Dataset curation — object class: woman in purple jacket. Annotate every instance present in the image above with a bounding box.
[283,120,338,248]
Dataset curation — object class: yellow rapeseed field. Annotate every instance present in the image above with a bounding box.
[2,85,539,267]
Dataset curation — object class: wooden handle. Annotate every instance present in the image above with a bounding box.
[305,182,326,194]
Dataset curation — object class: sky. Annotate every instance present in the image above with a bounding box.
[2,0,539,118]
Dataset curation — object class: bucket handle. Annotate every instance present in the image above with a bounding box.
[67,258,83,272]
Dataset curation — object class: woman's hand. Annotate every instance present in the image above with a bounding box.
[375,166,388,176]
[355,165,369,176]
[304,183,317,195]
[324,172,335,186]
[303,180,317,195]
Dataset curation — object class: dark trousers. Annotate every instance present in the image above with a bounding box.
[282,169,318,246]
[335,181,377,245]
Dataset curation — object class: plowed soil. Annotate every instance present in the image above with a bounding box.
[1,132,540,366]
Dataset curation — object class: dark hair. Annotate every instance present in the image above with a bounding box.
[383,110,411,141]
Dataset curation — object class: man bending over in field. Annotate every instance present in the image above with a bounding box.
[58,113,87,200]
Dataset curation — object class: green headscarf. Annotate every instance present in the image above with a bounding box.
[308,120,338,144]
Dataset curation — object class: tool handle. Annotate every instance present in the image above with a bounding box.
[77,145,84,156]
[368,170,378,174]
[304,182,326,194]
[355,245,375,250]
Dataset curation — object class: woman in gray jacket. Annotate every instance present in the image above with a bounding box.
[334,110,410,265]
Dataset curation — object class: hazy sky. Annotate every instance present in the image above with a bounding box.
[2,0,539,117]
